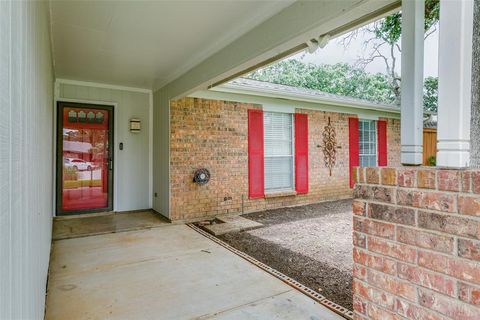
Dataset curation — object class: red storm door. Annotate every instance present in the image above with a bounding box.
[56,102,114,215]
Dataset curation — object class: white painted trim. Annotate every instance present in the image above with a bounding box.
[53,96,120,214]
[263,104,294,114]
[190,90,400,119]
[148,92,153,208]
[216,82,400,113]
[52,82,60,216]
[211,85,400,115]
[436,0,473,168]
[401,145,424,165]
[359,114,379,121]
[48,1,56,73]
[400,0,424,165]
[56,78,152,94]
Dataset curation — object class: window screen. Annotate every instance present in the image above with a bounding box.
[264,112,294,192]
[359,120,377,167]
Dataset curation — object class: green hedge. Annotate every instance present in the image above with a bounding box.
[64,179,102,189]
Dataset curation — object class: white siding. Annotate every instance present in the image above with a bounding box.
[58,84,151,212]
[0,1,54,319]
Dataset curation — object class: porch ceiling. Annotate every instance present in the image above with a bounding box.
[50,0,295,89]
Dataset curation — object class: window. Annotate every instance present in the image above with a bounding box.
[359,120,377,167]
[263,112,294,192]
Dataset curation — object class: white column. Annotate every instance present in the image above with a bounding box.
[436,0,474,168]
[401,0,425,165]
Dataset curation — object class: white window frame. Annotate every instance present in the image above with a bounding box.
[263,111,295,193]
[359,119,378,167]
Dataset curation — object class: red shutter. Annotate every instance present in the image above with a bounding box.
[248,109,264,198]
[295,113,308,194]
[377,120,388,166]
[349,117,360,188]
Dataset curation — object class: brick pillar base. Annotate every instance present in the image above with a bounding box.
[352,167,480,320]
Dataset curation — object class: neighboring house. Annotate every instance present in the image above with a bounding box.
[169,78,402,221]
[62,140,93,161]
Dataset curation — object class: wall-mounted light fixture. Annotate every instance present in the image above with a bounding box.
[130,118,141,133]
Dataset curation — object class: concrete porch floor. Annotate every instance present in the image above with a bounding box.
[52,210,169,240]
[45,223,344,320]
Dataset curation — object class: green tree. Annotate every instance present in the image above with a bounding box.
[248,60,396,104]
[248,59,439,112]
[341,0,440,110]
[373,0,439,45]
[249,1,441,112]
[423,77,438,113]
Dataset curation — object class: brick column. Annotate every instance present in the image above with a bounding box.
[352,167,480,320]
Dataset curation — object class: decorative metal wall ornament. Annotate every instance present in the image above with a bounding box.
[321,117,337,176]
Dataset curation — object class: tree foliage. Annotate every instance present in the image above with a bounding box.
[374,0,440,45]
[248,60,396,104]
[423,77,438,113]
[340,0,440,110]
[248,59,438,112]
[247,1,441,112]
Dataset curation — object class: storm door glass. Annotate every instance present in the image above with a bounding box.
[57,102,113,214]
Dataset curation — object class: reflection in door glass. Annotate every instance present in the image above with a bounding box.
[62,107,109,211]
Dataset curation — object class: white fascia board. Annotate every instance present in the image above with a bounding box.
[358,114,380,120]
[56,78,152,94]
[189,89,401,119]
[209,84,401,116]
[263,104,295,113]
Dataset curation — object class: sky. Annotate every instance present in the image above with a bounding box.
[288,21,439,78]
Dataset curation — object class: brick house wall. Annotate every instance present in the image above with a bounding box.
[352,167,480,319]
[170,97,400,221]
[387,119,401,167]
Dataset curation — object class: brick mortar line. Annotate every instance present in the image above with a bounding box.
[354,245,407,267]
[416,286,480,315]
[358,233,480,267]
[453,234,459,258]
[354,241,480,289]
[394,294,456,320]
[354,215,479,253]
[388,261,460,298]
[357,198,480,222]
[355,235,418,263]
[353,277,414,318]
[357,181,480,198]
[352,293,366,316]
[354,265,419,304]
[353,266,480,318]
